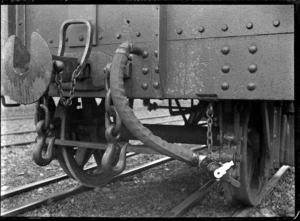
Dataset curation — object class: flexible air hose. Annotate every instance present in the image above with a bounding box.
[109,43,198,165]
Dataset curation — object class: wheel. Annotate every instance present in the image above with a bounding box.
[56,98,116,187]
[223,101,271,206]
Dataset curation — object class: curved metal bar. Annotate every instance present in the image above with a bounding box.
[33,120,55,166]
[57,19,93,76]
[101,142,128,176]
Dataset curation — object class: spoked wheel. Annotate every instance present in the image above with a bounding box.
[223,101,271,206]
[56,98,116,187]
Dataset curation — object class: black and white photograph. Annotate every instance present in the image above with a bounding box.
[0,2,298,217]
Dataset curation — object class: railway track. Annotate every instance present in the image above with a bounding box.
[1,145,206,216]
[1,149,290,217]
[1,112,293,217]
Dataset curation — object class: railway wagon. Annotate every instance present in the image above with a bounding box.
[1,5,295,206]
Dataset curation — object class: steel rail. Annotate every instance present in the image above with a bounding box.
[232,165,290,217]
[1,145,206,216]
[165,165,290,218]
[1,152,138,200]
[164,179,218,217]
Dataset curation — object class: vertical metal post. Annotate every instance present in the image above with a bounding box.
[158,5,168,97]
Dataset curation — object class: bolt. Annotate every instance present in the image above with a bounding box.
[49,40,53,44]
[153,82,160,89]
[221,65,230,73]
[248,64,257,73]
[198,26,205,33]
[247,83,256,91]
[155,66,159,73]
[79,35,84,41]
[142,68,149,75]
[142,51,148,58]
[154,50,158,57]
[65,37,69,42]
[141,83,148,90]
[221,46,230,55]
[249,45,257,54]
[177,28,183,35]
[99,35,103,40]
[221,24,228,32]
[19,21,23,26]
[136,32,141,37]
[128,54,133,61]
[273,20,280,27]
[221,82,229,90]
[246,22,253,29]
[116,33,121,39]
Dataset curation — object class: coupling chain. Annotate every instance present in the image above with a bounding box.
[55,65,82,106]
[104,63,122,143]
[33,94,55,166]
[206,103,214,157]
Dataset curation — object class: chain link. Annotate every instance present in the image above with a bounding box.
[206,103,214,157]
[104,65,122,142]
[55,65,82,106]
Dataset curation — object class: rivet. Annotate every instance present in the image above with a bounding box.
[154,50,158,57]
[246,22,253,29]
[155,33,158,37]
[273,20,280,27]
[79,35,84,41]
[18,21,23,26]
[247,83,256,91]
[248,64,257,73]
[198,26,205,33]
[221,46,230,55]
[49,40,53,44]
[141,83,148,90]
[177,29,183,35]
[142,51,148,58]
[249,45,257,54]
[221,65,230,73]
[128,54,133,61]
[116,33,121,39]
[155,66,159,73]
[153,82,160,89]
[221,82,229,90]
[136,32,141,37]
[221,24,228,32]
[142,68,149,75]
[99,35,103,40]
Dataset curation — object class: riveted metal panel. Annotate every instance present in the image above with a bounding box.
[67,5,97,47]
[167,5,294,40]
[26,5,68,48]
[97,5,154,45]
[165,34,293,100]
